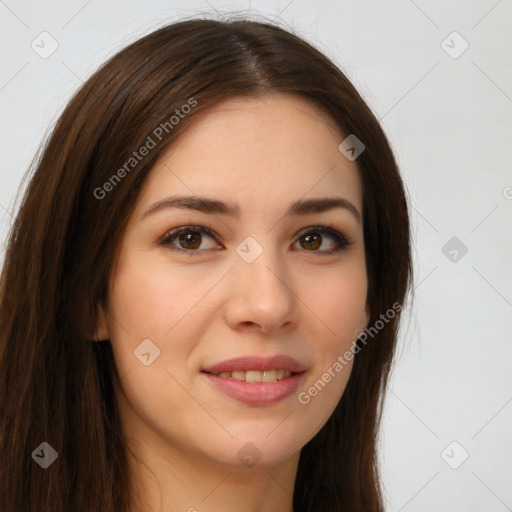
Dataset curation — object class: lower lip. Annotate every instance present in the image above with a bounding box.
[203,371,305,406]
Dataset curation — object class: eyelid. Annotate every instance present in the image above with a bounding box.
[158,223,353,255]
[159,224,222,253]
[294,224,353,252]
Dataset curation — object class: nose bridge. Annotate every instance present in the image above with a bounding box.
[227,234,298,330]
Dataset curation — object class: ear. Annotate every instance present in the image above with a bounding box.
[359,303,370,334]
[364,303,370,328]
[92,303,110,341]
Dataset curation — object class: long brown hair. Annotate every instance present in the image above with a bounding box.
[0,16,412,511]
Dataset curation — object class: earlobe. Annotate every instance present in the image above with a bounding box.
[92,303,110,341]
[359,304,370,334]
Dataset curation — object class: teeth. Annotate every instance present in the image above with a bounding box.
[214,369,293,382]
[262,370,277,382]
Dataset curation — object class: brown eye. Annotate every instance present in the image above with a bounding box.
[294,226,352,253]
[299,232,322,250]
[177,231,202,250]
[159,226,222,255]
[159,224,351,256]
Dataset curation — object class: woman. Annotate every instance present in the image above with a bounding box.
[0,17,412,512]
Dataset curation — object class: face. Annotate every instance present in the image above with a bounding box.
[96,93,369,471]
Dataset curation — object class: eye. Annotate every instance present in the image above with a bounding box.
[293,225,352,254]
[158,224,353,256]
[158,225,222,256]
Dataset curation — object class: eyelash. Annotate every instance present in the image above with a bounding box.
[158,224,353,256]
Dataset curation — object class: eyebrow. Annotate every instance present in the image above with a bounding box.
[141,195,362,223]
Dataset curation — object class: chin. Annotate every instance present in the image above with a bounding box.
[201,433,303,470]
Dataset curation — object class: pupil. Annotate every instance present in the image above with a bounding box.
[180,232,200,249]
[177,232,322,251]
[304,233,320,250]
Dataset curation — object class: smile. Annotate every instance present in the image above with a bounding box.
[207,369,295,382]
[202,370,306,406]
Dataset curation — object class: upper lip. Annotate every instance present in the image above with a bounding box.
[202,355,307,374]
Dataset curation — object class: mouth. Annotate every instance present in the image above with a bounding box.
[201,354,307,375]
[201,369,298,382]
[201,355,307,406]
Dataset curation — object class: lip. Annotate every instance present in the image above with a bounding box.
[201,355,307,406]
[203,371,306,406]
[201,355,307,374]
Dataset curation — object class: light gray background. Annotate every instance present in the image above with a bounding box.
[1,1,511,510]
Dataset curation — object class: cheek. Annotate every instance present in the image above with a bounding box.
[311,267,368,345]
[106,250,230,386]
[108,250,208,339]
[296,267,367,412]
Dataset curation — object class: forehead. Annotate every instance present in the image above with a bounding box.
[135,93,363,218]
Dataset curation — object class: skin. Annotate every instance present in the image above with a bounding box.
[95,93,369,512]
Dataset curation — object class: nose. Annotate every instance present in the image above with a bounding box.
[223,240,300,336]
